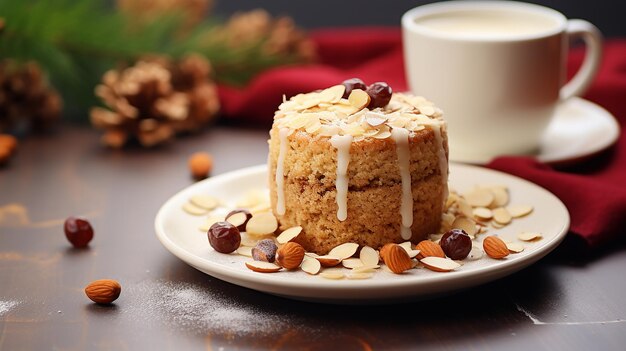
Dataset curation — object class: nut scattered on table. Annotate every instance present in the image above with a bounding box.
[85,279,121,304]
[64,216,94,248]
[188,152,213,179]
[0,134,18,165]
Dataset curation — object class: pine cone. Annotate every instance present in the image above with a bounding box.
[90,55,219,148]
[0,60,62,134]
[221,9,316,62]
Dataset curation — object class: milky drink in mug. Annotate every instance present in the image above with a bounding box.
[402,1,602,162]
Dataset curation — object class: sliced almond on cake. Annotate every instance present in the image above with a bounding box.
[348,89,370,110]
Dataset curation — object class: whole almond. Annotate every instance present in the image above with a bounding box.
[380,244,412,274]
[483,236,509,259]
[415,240,445,260]
[85,279,121,304]
[379,243,395,261]
[275,242,305,270]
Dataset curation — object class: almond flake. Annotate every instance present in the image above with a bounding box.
[301,257,321,275]
[518,232,542,242]
[467,245,484,260]
[240,234,260,247]
[236,246,253,257]
[182,202,208,216]
[373,130,392,139]
[492,207,512,225]
[405,250,421,259]
[342,258,364,269]
[236,189,268,208]
[329,104,359,115]
[491,220,506,229]
[464,188,495,207]
[198,217,223,232]
[328,242,359,260]
[304,252,319,258]
[419,105,436,116]
[473,207,493,220]
[348,89,370,110]
[276,226,302,244]
[365,112,387,127]
[245,213,278,236]
[351,265,380,273]
[319,85,345,103]
[507,205,534,218]
[347,272,373,280]
[226,212,247,227]
[299,97,321,110]
[315,255,342,267]
[320,272,345,280]
[452,216,478,236]
[249,203,272,215]
[189,195,219,210]
[399,241,412,251]
[506,242,525,253]
[490,187,509,208]
[359,246,379,266]
[420,257,461,272]
[457,198,474,218]
[245,261,281,273]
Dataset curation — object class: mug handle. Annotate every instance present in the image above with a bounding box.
[560,19,603,100]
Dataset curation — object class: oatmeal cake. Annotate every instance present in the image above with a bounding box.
[268,79,448,254]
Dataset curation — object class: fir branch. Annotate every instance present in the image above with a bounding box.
[0,0,307,118]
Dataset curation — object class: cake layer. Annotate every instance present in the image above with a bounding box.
[269,126,447,254]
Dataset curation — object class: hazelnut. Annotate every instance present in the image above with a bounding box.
[188,152,213,179]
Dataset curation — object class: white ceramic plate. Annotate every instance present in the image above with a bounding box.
[450,97,620,166]
[155,164,570,303]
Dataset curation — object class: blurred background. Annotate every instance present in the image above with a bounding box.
[0,0,623,155]
[216,0,624,36]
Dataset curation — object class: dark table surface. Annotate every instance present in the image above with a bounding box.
[1,125,626,351]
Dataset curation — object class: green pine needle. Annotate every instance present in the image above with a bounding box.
[0,0,302,119]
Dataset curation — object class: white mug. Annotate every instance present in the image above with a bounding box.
[402,1,602,162]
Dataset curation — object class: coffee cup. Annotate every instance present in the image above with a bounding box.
[402,1,602,162]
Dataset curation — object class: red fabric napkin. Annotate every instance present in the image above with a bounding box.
[218,27,626,249]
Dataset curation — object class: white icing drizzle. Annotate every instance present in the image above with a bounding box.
[431,123,449,206]
[330,134,353,221]
[275,128,289,215]
[391,128,413,240]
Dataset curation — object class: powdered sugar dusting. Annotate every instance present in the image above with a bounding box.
[0,300,19,316]
[125,280,296,336]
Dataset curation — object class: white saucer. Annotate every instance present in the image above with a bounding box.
[155,164,569,303]
[450,97,620,166]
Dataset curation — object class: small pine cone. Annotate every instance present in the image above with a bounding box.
[0,60,62,134]
[264,16,316,62]
[90,55,219,148]
[221,9,316,62]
